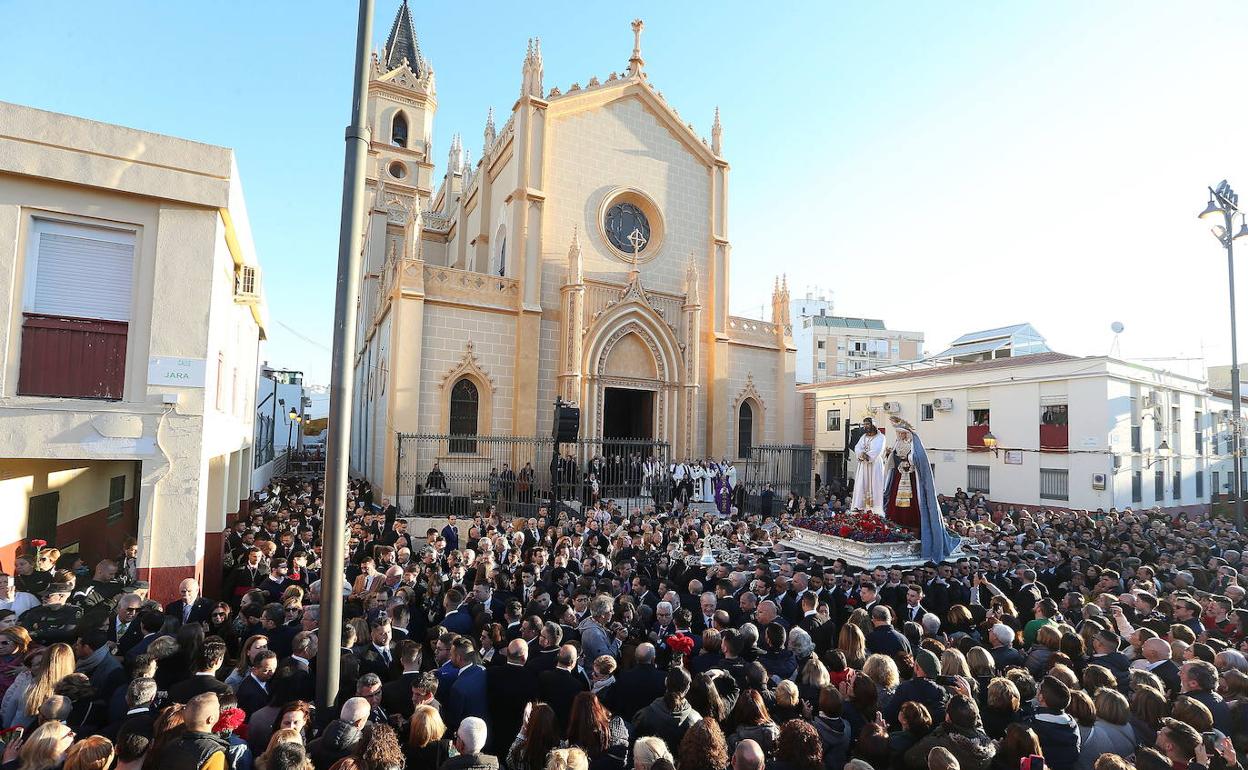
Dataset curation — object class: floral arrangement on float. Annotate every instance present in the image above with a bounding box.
[791,510,916,543]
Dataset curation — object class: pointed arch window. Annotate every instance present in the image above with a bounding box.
[738,401,754,459]
[449,377,479,453]
[392,112,409,148]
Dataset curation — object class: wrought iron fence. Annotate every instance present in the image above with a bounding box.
[739,443,813,517]
[396,433,671,519]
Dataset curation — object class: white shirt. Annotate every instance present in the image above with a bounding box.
[0,592,38,617]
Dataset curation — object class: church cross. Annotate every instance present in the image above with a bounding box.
[627,227,647,272]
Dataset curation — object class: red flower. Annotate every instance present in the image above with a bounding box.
[838,525,853,538]
[29,539,46,548]
[666,635,694,655]
[213,707,246,733]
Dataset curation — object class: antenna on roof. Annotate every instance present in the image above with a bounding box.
[1109,321,1124,358]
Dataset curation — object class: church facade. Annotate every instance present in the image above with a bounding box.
[351,2,799,497]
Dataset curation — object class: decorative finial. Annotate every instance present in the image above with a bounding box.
[567,226,584,284]
[483,107,496,148]
[711,106,723,155]
[629,19,646,78]
[522,37,544,98]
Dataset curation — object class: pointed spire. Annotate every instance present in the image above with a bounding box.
[566,226,584,284]
[448,133,462,176]
[628,19,646,78]
[483,107,496,149]
[383,0,424,76]
[522,37,544,98]
[711,107,723,155]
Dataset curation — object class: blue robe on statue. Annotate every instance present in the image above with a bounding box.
[885,428,960,563]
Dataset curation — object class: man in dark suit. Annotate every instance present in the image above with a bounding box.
[526,621,562,673]
[1013,568,1044,622]
[441,588,474,636]
[444,638,488,731]
[356,616,401,683]
[167,638,232,704]
[441,514,460,551]
[380,640,425,719]
[236,649,279,716]
[865,606,911,656]
[276,630,317,703]
[602,642,665,721]
[107,593,146,655]
[101,676,158,741]
[898,584,928,626]
[537,645,587,731]
[486,639,539,753]
[165,578,215,627]
[1140,637,1181,696]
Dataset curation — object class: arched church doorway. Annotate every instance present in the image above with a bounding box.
[603,387,654,440]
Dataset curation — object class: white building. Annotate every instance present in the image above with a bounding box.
[0,101,267,603]
[251,365,307,490]
[802,352,1221,513]
[789,291,924,384]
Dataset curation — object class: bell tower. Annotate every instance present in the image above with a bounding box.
[366,0,437,213]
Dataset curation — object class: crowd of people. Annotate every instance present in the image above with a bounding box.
[2,473,1248,770]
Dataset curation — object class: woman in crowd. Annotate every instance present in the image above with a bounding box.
[769,681,803,724]
[981,678,1021,741]
[887,701,932,770]
[405,705,452,770]
[225,635,270,690]
[772,720,823,770]
[507,703,558,770]
[989,724,1042,770]
[10,720,75,770]
[565,693,628,770]
[632,668,700,747]
[726,690,779,756]
[837,625,867,671]
[0,628,32,702]
[62,736,113,770]
[675,719,728,770]
[1,643,74,730]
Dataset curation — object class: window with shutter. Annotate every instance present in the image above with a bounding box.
[19,219,135,400]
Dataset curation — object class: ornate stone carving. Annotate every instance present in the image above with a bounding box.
[441,340,495,389]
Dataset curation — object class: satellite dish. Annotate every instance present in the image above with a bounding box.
[1111,321,1125,334]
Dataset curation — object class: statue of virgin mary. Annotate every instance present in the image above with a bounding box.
[885,416,960,563]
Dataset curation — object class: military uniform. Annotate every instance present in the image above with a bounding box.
[19,601,83,644]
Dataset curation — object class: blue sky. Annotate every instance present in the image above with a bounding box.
[3,2,1246,384]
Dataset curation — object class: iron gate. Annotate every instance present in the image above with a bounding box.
[396,434,671,519]
[739,443,813,517]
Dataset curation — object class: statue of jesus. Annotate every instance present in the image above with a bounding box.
[850,417,886,513]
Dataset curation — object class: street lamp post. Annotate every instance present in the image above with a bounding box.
[288,407,298,454]
[1200,180,1248,528]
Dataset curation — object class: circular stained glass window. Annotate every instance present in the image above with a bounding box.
[604,202,651,254]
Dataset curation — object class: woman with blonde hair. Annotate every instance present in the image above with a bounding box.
[545,748,588,770]
[405,704,451,770]
[256,729,308,770]
[63,736,114,770]
[9,719,73,770]
[982,677,1020,740]
[846,607,872,638]
[796,656,829,706]
[631,737,672,770]
[771,680,803,723]
[2,643,74,729]
[1025,623,1063,678]
[836,624,866,670]
[861,654,898,712]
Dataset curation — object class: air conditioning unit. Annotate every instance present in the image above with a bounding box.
[932,397,954,412]
[1091,472,1107,491]
[234,265,261,304]
[882,401,902,414]
[1142,393,1157,409]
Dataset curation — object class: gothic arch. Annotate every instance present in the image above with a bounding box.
[439,341,495,449]
[733,374,766,459]
[580,297,683,444]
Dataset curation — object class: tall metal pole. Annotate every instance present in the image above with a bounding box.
[316,0,374,714]
[1225,207,1245,529]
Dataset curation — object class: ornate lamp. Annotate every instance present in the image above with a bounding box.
[982,430,999,457]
